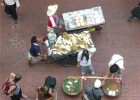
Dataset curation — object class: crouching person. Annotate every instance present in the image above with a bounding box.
[35,76,57,100]
[28,36,47,66]
[83,79,103,100]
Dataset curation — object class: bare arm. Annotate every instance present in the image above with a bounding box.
[46,89,54,100]
[77,61,80,68]
[52,25,61,28]
[38,53,47,58]
[8,86,16,96]
[102,69,110,85]
[105,69,110,77]
[10,73,16,81]
[35,88,40,100]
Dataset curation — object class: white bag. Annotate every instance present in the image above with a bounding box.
[15,0,20,8]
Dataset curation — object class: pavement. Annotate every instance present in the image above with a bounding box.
[0,0,140,100]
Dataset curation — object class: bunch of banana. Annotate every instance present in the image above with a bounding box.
[50,31,93,55]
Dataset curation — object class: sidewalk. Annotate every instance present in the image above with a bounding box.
[0,0,140,100]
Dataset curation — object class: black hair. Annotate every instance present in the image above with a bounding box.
[81,50,89,62]
[13,74,22,83]
[43,37,48,42]
[31,36,37,43]
[110,64,119,73]
[139,2,140,6]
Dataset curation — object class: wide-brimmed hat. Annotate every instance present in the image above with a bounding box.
[94,79,102,88]
[47,4,58,16]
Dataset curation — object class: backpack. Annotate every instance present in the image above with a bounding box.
[131,7,140,18]
[2,79,16,95]
[84,86,95,100]
[44,76,56,89]
[84,86,103,100]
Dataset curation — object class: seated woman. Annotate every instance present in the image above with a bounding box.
[35,85,54,100]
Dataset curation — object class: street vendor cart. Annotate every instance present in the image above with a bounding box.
[45,30,95,67]
[62,6,105,31]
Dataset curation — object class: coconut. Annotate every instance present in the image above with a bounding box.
[63,32,69,39]
[71,45,78,52]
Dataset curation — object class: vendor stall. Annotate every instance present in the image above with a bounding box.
[62,6,105,31]
[44,31,95,67]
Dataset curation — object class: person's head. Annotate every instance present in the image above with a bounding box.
[138,2,140,6]
[31,36,42,44]
[81,49,89,61]
[13,74,22,83]
[110,64,119,73]
[94,79,102,88]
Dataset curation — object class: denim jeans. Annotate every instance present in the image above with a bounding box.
[54,15,59,33]
[80,64,94,75]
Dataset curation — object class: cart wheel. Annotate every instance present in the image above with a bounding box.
[62,58,77,67]
[45,56,53,64]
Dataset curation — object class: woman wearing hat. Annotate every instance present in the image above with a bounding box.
[47,4,61,33]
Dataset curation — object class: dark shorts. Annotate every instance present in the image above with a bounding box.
[10,89,22,100]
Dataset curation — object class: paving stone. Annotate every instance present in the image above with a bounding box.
[0,0,140,100]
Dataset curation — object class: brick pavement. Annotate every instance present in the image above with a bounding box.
[0,0,140,100]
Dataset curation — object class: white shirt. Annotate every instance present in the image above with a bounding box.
[4,0,16,5]
[108,54,124,69]
[33,43,40,55]
[44,40,49,47]
[77,45,96,66]
[44,40,53,56]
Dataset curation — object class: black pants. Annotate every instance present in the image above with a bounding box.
[10,89,22,100]
[4,3,18,20]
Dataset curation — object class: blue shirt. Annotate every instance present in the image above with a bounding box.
[29,43,41,57]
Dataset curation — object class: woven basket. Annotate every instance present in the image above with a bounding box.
[102,79,122,97]
[62,77,83,95]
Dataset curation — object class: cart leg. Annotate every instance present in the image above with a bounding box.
[62,58,77,67]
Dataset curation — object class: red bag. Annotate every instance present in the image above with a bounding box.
[2,79,15,95]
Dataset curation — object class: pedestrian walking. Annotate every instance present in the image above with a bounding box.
[2,0,20,23]
[128,2,140,23]
[2,73,28,100]
[28,36,47,66]
[47,4,61,33]
[77,45,96,79]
